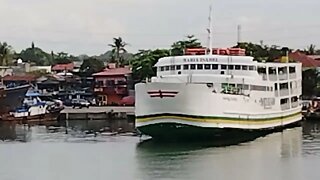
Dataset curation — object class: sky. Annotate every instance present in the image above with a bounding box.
[0,0,320,56]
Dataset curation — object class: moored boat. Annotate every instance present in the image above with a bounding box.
[0,84,30,114]
[1,90,64,124]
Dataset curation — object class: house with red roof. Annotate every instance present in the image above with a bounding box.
[51,63,74,74]
[92,63,132,106]
[289,51,320,69]
[3,74,38,87]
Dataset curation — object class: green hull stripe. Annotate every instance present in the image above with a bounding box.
[136,112,302,125]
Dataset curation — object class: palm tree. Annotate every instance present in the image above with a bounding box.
[108,37,128,67]
[0,42,13,66]
[307,44,316,55]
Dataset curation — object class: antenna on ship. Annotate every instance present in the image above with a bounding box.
[207,5,213,55]
[237,25,241,44]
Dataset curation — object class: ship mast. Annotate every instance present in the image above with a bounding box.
[207,5,213,55]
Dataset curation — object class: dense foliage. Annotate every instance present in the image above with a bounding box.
[0,42,14,66]
[80,58,105,76]
[2,36,320,97]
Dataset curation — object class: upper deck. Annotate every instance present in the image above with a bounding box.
[154,47,302,83]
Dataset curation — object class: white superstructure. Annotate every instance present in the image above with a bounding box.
[135,50,302,133]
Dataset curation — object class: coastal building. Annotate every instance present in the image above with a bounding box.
[289,51,320,70]
[51,63,74,74]
[93,63,132,105]
[2,74,38,87]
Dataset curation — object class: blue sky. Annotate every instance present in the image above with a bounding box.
[0,0,320,55]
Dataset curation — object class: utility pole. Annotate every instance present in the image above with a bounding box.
[237,25,241,44]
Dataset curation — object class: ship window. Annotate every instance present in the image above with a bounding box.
[183,64,189,70]
[237,84,249,90]
[221,65,227,70]
[221,71,225,74]
[266,87,273,91]
[280,98,289,104]
[197,64,203,70]
[170,65,175,70]
[176,65,181,70]
[228,65,234,70]
[190,64,196,70]
[291,96,298,102]
[235,65,241,70]
[250,85,267,91]
[257,67,266,74]
[280,83,289,89]
[160,67,164,71]
[278,67,288,74]
[165,66,170,71]
[204,64,211,70]
[249,66,256,71]
[242,65,248,70]
[212,64,218,69]
[275,83,278,90]
[269,67,276,74]
[289,67,296,73]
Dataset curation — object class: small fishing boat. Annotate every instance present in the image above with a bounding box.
[2,90,64,124]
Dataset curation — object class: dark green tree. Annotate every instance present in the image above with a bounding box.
[80,58,105,76]
[306,44,316,55]
[171,35,202,56]
[19,46,51,65]
[302,69,318,98]
[0,42,13,66]
[131,49,170,82]
[53,52,72,64]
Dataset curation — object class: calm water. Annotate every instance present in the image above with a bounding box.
[0,121,320,180]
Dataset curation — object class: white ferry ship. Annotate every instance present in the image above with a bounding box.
[135,48,302,140]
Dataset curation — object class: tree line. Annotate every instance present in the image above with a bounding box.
[1,36,320,97]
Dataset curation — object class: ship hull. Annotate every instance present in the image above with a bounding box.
[135,82,302,140]
[0,85,30,114]
[138,121,302,141]
[1,110,61,126]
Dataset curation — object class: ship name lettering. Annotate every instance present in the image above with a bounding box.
[183,58,218,62]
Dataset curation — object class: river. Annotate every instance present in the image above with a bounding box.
[0,121,320,180]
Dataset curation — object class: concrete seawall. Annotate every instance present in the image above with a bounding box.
[61,106,134,120]
[59,106,135,133]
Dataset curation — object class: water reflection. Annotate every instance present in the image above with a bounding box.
[135,127,303,180]
[0,120,137,143]
[302,120,320,156]
[0,122,31,142]
[0,120,317,180]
